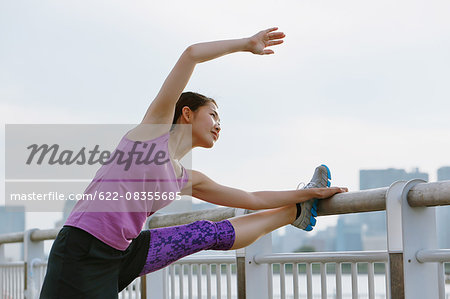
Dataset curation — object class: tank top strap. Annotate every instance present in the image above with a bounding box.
[180,165,189,186]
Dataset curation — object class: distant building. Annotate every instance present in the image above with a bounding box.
[437,167,450,248]
[345,168,430,251]
[0,206,26,261]
[437,167,450,181]
[273,225,308,253]
[360,168,429,190]
[300,226,337,252]
[336,215,363,251]
[0,206,25,234]
[55,200,77,228]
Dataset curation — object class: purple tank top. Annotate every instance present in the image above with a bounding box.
[65,131,189,250]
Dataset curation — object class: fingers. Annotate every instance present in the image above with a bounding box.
[260,33,284,55]
[315,187,348,199]
[330,187,348,194]
[267,39,284,47]
[265,27,279,33]
[335,187,348,192]
[268,31,285,40]
[249,27,285,55]
[328,187,348,192]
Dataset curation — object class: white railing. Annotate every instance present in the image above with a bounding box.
[0,260,140,299]
[1,179,450,298]
[253,251,389,299]
[1,261,25,299]
[416,249,450,299]
[162,252,390,299]
[168,255,236,299]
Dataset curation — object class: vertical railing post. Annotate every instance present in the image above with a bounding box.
[234,208,273,299]
[401,179,439,298]
[385,179,439,299]
[235,208,247,299]
[23,228,45,299]
[243,232,272,299]
[236,247,246,299]
[385,181,406,299]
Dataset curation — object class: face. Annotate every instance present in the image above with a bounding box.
[190,102,221,148]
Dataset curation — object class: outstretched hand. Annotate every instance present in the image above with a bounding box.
[246,27,285,55]
[314,187,349,199]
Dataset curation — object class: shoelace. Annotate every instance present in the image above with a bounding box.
[296,182,305,190]
[305,181,318,188]
[297,181,319,190]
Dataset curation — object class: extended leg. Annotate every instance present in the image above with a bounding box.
[228,204,297,250]
[139,219,236,276]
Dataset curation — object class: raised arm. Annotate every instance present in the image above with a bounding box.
[185,170,347,210]
[141,27,285,125]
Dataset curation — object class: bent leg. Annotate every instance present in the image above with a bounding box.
[228,205,297,250]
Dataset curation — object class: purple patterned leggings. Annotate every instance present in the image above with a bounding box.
[139,219,236,276]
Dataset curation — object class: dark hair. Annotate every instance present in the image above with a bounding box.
[171,91,218,128]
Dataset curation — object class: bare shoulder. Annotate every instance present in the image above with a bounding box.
[125,123,172,142]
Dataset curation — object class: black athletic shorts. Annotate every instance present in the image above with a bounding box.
[39,225,150,299]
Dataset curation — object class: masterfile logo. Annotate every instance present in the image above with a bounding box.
[4,124,192,212]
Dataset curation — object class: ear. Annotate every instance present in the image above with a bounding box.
[181,106,193,123]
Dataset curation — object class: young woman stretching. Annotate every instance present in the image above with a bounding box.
[39,27,348,299]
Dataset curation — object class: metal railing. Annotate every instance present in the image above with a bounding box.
[0,261,141,299]
[416,249,450,299]
[168,255,236,299]
[253,251,389,299]
[0,261,25,299]
[1,179,450,298]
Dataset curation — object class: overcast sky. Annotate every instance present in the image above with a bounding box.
[1,0,449,232]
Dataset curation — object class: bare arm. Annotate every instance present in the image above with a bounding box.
[188,170,348,210]
[141,27,285,125]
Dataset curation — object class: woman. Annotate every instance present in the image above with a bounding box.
[39,27,348,298]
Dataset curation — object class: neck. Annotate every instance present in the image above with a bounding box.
[168,126,193,161]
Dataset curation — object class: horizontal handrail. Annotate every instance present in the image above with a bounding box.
[416,249,450,263]
[0,231,24,244]
[0,228,60,244]
[314,180,450,216]
[408,181,450,207]
[318,187,387,216]
[171,255,236,264]
[30,228,60,241]
[150,180,450,222]
[1,180,449,245]
[253,250,388,264]
[148,207,238,228]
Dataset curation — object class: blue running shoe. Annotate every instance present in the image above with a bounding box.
[291,164,331,231]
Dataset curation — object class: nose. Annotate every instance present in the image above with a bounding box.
[215,122,221,132]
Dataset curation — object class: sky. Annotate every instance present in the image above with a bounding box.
[1,0,450,234]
